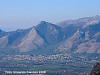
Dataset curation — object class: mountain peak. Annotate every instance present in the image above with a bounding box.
[39,21,49,25]
[36,21,56,28]
[40,21,46,23]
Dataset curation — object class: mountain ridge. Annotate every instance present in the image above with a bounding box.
[56,15,100,28]
[0,16,100,55]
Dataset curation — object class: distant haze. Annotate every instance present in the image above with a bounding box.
[0,0,100,31]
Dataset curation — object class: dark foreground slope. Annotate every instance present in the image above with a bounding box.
[90,62,100,75]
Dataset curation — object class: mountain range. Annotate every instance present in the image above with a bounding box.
[0,15,100,55]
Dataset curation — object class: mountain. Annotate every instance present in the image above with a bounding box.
[56,15,100,28]
[0,29,8,38]
[35,21,64,44]
[0,16,100,55]
[57,20,100,53]
[0,21,64,54]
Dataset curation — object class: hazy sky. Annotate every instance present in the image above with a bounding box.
[0,0,100,31]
